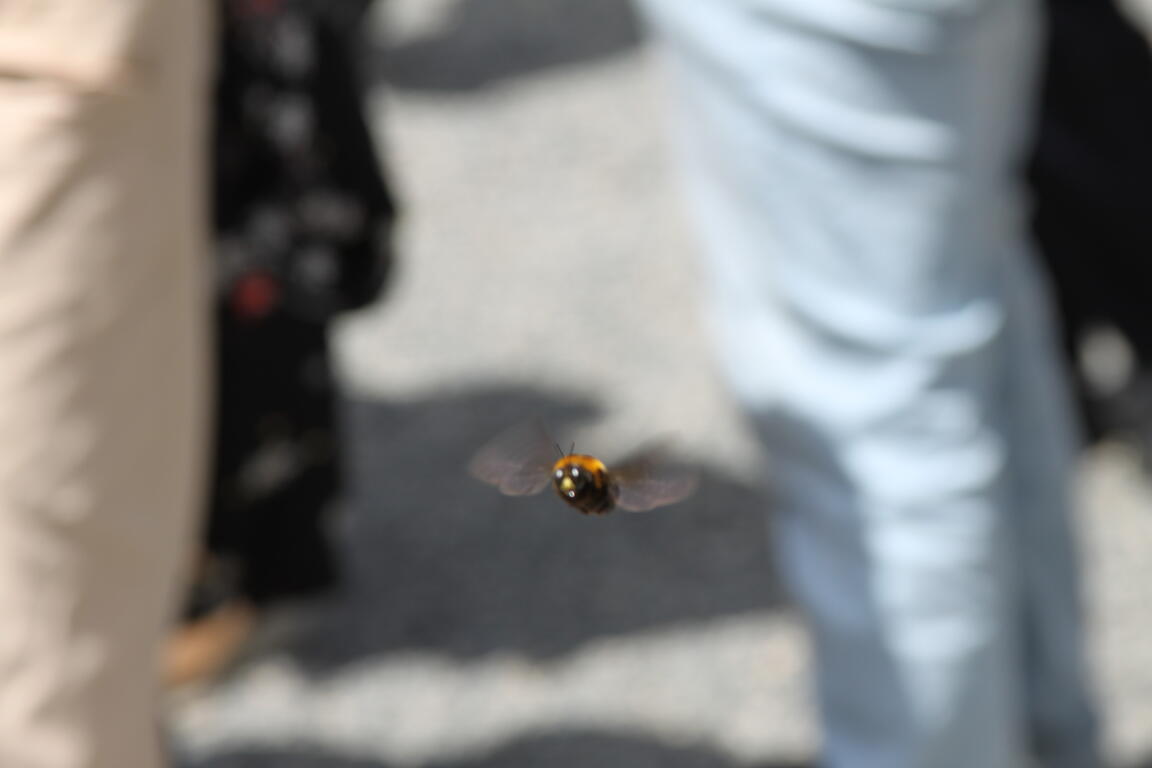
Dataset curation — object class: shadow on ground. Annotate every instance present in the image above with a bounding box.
[270,385,788,671]
[369,0,643,91]
[176,386,793,767]
[189,731,811,768]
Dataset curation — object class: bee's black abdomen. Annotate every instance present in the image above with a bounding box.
[562,485,615,515]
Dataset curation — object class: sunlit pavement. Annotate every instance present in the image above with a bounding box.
[171,2,1152,766]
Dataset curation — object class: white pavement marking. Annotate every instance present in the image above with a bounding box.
[176,613,813,766]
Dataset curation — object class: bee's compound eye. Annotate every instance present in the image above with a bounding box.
[571,467,580,477]
[554,469,564,479]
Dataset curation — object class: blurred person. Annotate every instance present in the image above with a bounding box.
[636,1,1100,767]
[164,0,395,685]
[1030,0,1152,462]
[0,2,211,767]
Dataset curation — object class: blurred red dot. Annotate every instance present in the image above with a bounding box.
[231,272,281,320]
[247,0,282,16]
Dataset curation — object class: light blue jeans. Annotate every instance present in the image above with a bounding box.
[637,0,1101,766]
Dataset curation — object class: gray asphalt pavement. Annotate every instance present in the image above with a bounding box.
[171,1,1152,766]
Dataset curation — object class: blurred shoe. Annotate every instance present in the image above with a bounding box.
[163,599,256,689]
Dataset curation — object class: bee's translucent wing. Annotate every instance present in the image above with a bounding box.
[468,422,557,496]
[610,441,698,512]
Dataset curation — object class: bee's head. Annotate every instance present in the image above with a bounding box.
[553,463,590,499]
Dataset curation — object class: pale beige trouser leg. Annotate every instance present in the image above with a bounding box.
[0,3,210,767]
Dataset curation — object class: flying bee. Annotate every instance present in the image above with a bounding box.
[469,423,697,515]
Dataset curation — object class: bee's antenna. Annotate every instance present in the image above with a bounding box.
[569,441,575,455]
[554,442,565,458]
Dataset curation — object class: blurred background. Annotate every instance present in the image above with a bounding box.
[170,0,1152,766]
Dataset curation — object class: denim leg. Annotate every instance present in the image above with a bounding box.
[637,0,1100,765]
[1000,241,1101,768]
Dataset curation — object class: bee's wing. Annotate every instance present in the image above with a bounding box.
[610,441,698,512]
[468,422,556,496]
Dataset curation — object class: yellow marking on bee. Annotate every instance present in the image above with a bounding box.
[553,455,608,480]
[559,476,575,492]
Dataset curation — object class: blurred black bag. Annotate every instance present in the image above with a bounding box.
[215,0,396,323]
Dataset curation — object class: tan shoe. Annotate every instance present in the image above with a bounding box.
[163,600,257,689]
